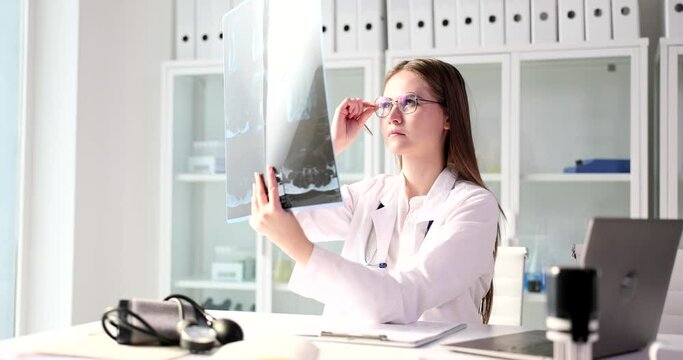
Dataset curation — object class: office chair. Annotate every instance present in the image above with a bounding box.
[489,246,527,326]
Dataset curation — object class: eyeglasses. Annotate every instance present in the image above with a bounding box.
[373,92,444,118]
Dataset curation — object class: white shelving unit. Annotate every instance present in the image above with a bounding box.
[161,39,649,326]
[658,38,683,220]
[387,39,648,329]
[159,53,384,315]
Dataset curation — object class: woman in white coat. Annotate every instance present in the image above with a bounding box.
[250,58,501,325]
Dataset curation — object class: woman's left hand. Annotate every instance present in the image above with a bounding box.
[250,166,314,265]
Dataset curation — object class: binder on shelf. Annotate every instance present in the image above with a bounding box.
[175,0,196,59]
[665,0,683,38]
[531,0,557,44]
[611,0,639,40]
[584,0,612,42]
[358,0,386,52]
[456,0,481,48]
[480,0,505,47]
[195,0,229,59]
[387,0,412,50]
[212,0,231,59]
[505,0,530,45]
[434,0,458,49]
[321,0,335,53]
[195,0,212,59]
[410,0,434,50]
[336,0,359,52]
[558,0,584,43]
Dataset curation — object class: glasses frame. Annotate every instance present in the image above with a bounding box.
[373,92,444,118]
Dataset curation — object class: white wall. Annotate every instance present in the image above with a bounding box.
[19,0,79,334]
[71,0,173,326]
[19,0,173,334]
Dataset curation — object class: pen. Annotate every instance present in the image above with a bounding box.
[363,123,373,136]
[361,101,377,136]
[320,331,388,342]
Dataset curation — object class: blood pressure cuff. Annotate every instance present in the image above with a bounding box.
[115,298,202,345]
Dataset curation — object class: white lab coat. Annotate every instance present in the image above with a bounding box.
[289,168,498,324]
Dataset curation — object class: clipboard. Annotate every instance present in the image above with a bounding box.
[302,321,467,348]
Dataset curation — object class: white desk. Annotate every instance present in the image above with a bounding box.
[0,311,680,359]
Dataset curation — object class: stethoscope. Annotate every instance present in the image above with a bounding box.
[364,202,434,269]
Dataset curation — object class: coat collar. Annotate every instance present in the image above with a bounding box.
[416,168,457,222]
[377,168,457,220]
[368,168,457,262]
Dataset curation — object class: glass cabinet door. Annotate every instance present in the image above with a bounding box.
[454,61,504,202]
[517,55,635,328]
[170,72,257,313]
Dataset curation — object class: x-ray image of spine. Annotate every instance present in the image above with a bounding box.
[222,0,342,220]
[272,115,340,208]
[279,118,338,193]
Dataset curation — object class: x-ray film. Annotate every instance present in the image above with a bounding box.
[223,0,342,222]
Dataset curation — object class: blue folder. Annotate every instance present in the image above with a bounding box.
[563,159,630,173]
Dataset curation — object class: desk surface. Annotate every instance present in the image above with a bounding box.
[0,311,680,360]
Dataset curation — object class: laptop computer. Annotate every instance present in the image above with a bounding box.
[445,218,683,360]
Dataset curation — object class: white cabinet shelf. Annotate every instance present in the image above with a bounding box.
[175,279,256,291]
[521,173,630,182]
[176,173,224,182]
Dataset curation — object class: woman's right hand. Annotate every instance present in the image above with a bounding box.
[331,97,376,155]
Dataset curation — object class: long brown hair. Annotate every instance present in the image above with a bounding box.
[384,58,502,324]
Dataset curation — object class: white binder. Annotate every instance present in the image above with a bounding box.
[434,0,458,49]
[410,0,434,50]
[321,0,335,54]
[505,0,530,45]
[211,0,231,59]
[387,0,412,50]
[611,0,639,40]
[457,0,481,48]
[358,0,386,52]
[480,0,505,47]
[195,0,212,59]
[195,0,230,59]
[175,0,196,59]
[558,0,584,43]
[336,0,359,52]
[531,0,557,43]
[584,0,611,42]
[665,0,683,38]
